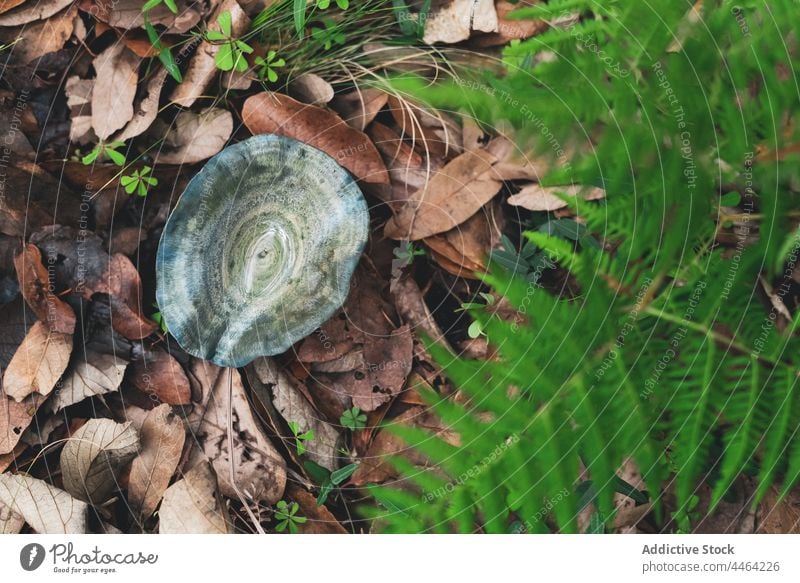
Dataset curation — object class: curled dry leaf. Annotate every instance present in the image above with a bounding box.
[0,0,73,26]
[65,76,95,145]
[157,108,233,165]
[128,404,186,519]
[60,418,140,503]
[14,243,76,334]
[423,0,498,44]
[0,472,88,533]
[169,0,249,108]
[128,348,192,405]
[91,43,140,141]
[384,148,503,240]
[186,360,287,504]
[508,183,606,212]
[3,321,72,402]
[159,461,231,534]
[251,357,340,472]
[112,68,168,143]
[52,349,128,411]
[242,92,389,184]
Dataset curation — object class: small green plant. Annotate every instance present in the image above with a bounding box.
[288,421,315,456]
[304,460,358,505]
[144,18,183,82]
[317,0,349,10]
[120,166,158,197]
[142,0,177,13]
[456,292,495,339]
[207,11,253,72]
[393,241,426,266]
[151,304,168,334]
[310,18,346,50]
[254,51,286,83]
[340,406,367,431]
[274,500,307,533]
[81,141,126,166]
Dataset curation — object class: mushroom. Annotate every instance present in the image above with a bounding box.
[156,134,369,367]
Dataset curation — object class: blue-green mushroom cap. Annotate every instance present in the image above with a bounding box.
[156,134,369,367]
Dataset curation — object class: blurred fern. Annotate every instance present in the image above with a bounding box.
[370,0,800,533]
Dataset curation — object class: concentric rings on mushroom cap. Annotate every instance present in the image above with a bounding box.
[156,134,369,367]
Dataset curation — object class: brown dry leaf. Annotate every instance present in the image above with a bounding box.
[0,0,25,16]
[186,360,287,504]
[0,500,24,533]
[91,254,158,340]
[242,92,389,184]
[508,183,606,211]
[424,199,502,277]
[159,461,231,534]
[91,43,140,141]
[0,472,88,533]
[485,135,551,180]
[113,68,168,142]
[757,486,800,533]
[289,73,335,105]
[128,348,191,405]
[0,0,73,26]
[128,404,186,519]
[60,418,139,503]
[331,88,389,131]
[471,1,548,48]
[14,243,76,334]
[3,321,72,402]
[251,357,341,472]
[287,482,347,534]
[0,5,76,64]
[423,0,498,44]
[65,75,95,145]
[351,407,458,486]
[0,393,42,455]
[384,149,503,240]
[389,272,449,349]
[169,0,249,108]
[52,350,128,411]
[157,108,233,165]
[83,0,201,33]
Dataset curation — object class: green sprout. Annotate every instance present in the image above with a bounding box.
[456,292,495,339]
[151,304,168,334]
[254,50,286,83]
[207,11,253,72]
[120,166,158,197]
[310,18,346,50]
[142,0,178,13]
[393,241,426,266]
[339,406,367,431]
[288,421,315,456]
[82,141,126,166]
[317,0,349,10]
[304,460,358,506]
[274,501,307,533]
[144,18,183,82]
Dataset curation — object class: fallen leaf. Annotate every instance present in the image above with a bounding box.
[289,73,335,105]
[423,0,499,44]
[157,107,233,165]
[0,0,26,16]
[757,486,800,533]
[486,135,553,180]
[0,5,76,64]
[389,272,449,349]
[186,360,287,504]
[14,243,76,334]
[128,348,192,405]
[65,75,95,144]
[82,0,201,33]
[91,43,140,140]
[168,0,249,108]
[0,0,73,26]
[384,148,503,240]
[0,473,88,533]
[159,461,231,534]
[51,349,128,411]
[287,482,347,533]
[3,321,72,402]
[128,404,186,519]
[242,92,389,184]
[424,198,502,277]
[60,418,139,503]
[508,183,606,211]
[331,88,388,131]
[251,357,341,471]
[0,501,24,533]
[0,393,42,455]
[112,68,168,142]
[471,1,548,48]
